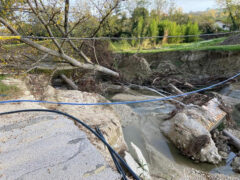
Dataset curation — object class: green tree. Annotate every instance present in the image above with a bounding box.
[216,0,240,30]
[185,22,200,42]
[131,7,149,46]
[148,18,158,45]
[158,20,184,44]
[131,16,144,46]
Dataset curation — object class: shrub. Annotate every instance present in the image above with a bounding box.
[148,18,158,45]
[158,20,185,44]
[185,22,201,42]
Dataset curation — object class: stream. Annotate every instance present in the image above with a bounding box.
[114,83,240,177]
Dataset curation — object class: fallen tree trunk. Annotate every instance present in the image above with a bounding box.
[60,74,78,90]
[5,63,78,72]
[0,17,119,78]
[223,130,240,151]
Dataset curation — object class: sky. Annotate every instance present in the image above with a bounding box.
[175,0,217,12]
[48,0,218,14]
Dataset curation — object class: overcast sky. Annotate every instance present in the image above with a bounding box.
[175,0,217,12]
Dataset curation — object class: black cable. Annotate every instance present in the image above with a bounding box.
[96,127,128,180]
[0,109,140,180]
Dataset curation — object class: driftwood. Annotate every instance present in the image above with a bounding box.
[60,74,78,90]
[128,84,186,107]
[184,82,195,89]
[223,130,240,151]
[169,83,184,95]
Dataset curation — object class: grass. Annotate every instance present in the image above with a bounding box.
[123,44,240,54]
[111,37,240,54]
[0,75,21,99]
[2,36,240,55]
[0,75,5,81]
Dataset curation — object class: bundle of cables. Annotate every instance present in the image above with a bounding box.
[0,109,140,180]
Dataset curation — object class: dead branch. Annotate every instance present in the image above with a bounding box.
[66,16,87,36]
[85,40,100,64]
[90,0,121,38]
[169,83,184,95]
[128,83,186,107]
[28,0,64,54]
[184,82,195,89]
[60,74,78,90]
[38,0,93,64]
[24,53,49,73]
[79,0,121,49]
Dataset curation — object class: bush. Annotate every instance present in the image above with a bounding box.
[158,20,185,44]
[148,18,158,45]
[185,22,201,42]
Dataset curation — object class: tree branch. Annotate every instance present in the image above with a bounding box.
[27,0,64,54]
[91,0,120,37]
[60,74,78,90]
[79,0,121,49]
[39,0,93,64]
[24,53,49,73]
[64,0,70,36]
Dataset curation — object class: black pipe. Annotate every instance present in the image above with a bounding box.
[0,109,140,180]
[96,127,128,180]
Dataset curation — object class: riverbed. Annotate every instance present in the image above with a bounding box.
[112,86,240,178]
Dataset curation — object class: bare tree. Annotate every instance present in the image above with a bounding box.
[0,0,122,77]
[154,0,168,16]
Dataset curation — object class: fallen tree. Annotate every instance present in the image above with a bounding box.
[0,0,121,77]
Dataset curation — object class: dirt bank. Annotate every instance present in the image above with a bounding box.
[119,50,240,85]
[221,34,240,45]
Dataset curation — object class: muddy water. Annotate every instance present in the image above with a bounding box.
[121,100,239,176]
[220,83,240,125]
[232,104,240,126]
